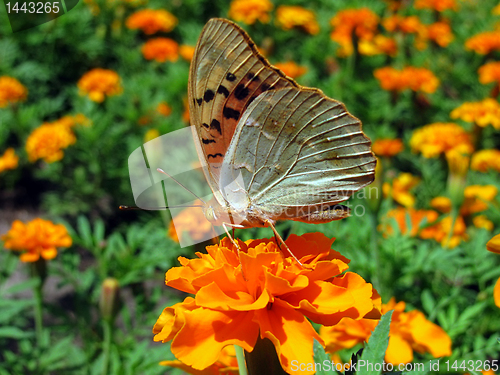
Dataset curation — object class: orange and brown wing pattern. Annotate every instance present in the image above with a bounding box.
[188,18,298,187]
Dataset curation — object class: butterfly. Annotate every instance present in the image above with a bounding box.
[186,18,376,253]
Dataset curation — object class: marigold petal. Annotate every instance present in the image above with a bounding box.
[487,234,500,254]
[40,246,57,260]
[20,251,40,262]
[196,282,270,311]
[385,333,414,364]
[494,277,500,308]
[406,310,452,358]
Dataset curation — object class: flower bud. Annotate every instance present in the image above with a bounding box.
[99,278,120,322]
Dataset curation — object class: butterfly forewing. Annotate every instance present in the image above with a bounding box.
[220,87,376,219]
[189,18,298,189]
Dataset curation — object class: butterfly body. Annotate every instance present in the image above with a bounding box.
[189,18,376,231]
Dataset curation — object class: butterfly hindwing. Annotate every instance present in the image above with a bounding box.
[188,18,297,189]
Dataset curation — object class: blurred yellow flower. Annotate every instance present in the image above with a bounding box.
[228,0,273,24]
[427,21,454,47]
[445,143,470,177]
[276,6,319,35]
[473,215,494,231]
[374,66,440,93]
[274,61,307,79]
[494,3,500,15]
[141,37,179,62]
[372,138,404,157]
[409,122,473,158]
[0,76,27,108]
[478,61,500,85]
[486,233,500,254]
[358,35,398,57]
[465,31,500,54]
[179,45,195,61]
[383,173,420,207]
[2,218,72,262]
[430,196,452,213]
[431,185,497,217]
[414,0,457,11]
[144,129,160,143]
[330,8,379,56]
[471,149,500,173]
[320,298,452,365]
[126,9,177,34]
[78,68,122,102]
[0,148,19,173]
[451,98,500,129]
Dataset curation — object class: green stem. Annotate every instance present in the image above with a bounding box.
[33,277,44,347]
[101,319,112,375]
[370,211,382,295]
[234,345,248,375]
[444,207,458,250]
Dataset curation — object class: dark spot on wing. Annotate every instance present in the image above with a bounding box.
[261,83,271,92]
[247,72,259,81]
[208,153,224,159]
[234,84,249,100]
[202,123,209,129]
[223,107,240,120]
[210,119,221,134]
[196,98,203,106]
[202,138,216,144]
[226,73,236,81]
[217,85,230,98]
[204,89,215,102]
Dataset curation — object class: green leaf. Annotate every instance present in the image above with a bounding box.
[77,215,93,249]
[357,311,393,375]
[313,339,337,375]
[0,327,32,339]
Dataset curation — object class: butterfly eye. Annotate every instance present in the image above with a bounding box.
[204,205,217,222]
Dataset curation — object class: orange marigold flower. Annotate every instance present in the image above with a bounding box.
[473,215,494,231]
[228,0,273,24]
[141,37,179,62]
[383,15,424,34]
[409,122,473,158]
[161,345,239,375]
[465,31,500,54]
[372,138,404,157]
[179,45,195,61]
[431,196,452,213]
[487,233,500,254]
[168,201,214,244]
[320,298,452,365]
[420,214,468,248]
[276,6,320,35]
[126,9,177,34]
[156,101,172,116]
[153,233,381,374]
[427,21,454,47]
[478,61,500,85]
[471,149,500,173]
[0,76,27,108]
[2,218,72,262]
[0,148,19,173]
[374,66,440,93]
[26,119,78,163]
[274,61,307,79]
[77,68,122,102]
[461,185,497,216]
[451,98,500,129]
[383,173,420,207]
[414,0,457,11]
[330,8,379,57]
[358,35,398,57]
[382,207,439,238]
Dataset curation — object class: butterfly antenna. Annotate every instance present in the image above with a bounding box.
[119,204,204,210]
[156,168,207,205]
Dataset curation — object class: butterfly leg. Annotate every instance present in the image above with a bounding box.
[264,220,303,267]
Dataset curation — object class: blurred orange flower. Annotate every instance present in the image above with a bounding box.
[0,76,27,108]
[381,207,438,238]
[487,233,500,254]
[153,233,380,374]
[161,345,239,375]
[478,61,500,85]
[427,21,454,47]
[156,101,172,116]
[179,45,195,61]
[374,66,440,93]
[471,149,500,173]
[431,185,497,217]
[451,98,500,129]
[168,201,214,243]
[228,0,273,24]
[414,0,457,11]
[78,68,122,102]
[383,173,420,207]
[330,8,379,56]
[320,298,452,365]
[26,121,76,163]
[126,9,177,34]
[2,218,72,262]
[421,215,468,248]
[372,138,404,157]
[409,122,473,158]
[274,61,307,79]
[276,6,320,35]
[0,148,19,173]
[383,15,424,34]
[465,31,500,54]
[141,37,179,62]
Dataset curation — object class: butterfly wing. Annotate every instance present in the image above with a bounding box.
[188,18,298,202]
[219,87,376,221]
